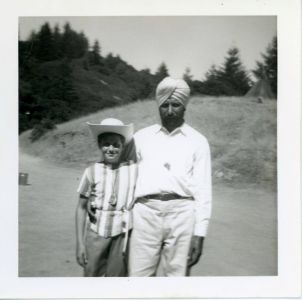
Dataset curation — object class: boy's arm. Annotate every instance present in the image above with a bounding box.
[75,195,88,267]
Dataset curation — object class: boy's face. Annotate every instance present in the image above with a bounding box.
[98,133,125,165]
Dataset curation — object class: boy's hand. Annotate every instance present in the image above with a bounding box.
[76,243,88,267]
[87,201,97,224]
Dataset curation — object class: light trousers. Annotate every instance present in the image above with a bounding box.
[129,198,195,276]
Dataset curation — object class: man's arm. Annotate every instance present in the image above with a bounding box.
[75,195,88,267]
[121,138,138,162]
[188,139,212,267]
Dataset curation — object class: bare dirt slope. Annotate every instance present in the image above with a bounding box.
[19,152,277,277]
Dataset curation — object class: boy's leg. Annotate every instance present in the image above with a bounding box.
[106,233,128,277]
[84,229,110,277]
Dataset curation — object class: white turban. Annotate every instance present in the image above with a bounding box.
[155,77,190,107]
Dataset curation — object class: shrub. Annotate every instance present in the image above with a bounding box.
[30,118,56,142]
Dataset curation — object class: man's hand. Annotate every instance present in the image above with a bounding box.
[76,242,88,267]
[187,236,204,268]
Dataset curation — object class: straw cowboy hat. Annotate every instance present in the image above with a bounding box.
[86,118,133,144]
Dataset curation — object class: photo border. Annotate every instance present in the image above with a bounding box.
[0,0,301,298]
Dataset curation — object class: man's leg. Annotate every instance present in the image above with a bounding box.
[160,200,195,276]
[128,200,164,276]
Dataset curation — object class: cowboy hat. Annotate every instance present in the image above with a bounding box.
[86,118,133,144]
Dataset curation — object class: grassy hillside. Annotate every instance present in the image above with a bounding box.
[19,96,277,184]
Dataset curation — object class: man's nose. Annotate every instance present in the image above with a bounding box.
[108,145,114,151]
[168,104,173,115]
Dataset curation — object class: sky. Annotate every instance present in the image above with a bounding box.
[19,16,276,80]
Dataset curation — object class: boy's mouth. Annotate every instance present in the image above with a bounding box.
[105,152,119,158]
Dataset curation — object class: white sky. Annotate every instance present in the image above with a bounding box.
[19,16,276,80]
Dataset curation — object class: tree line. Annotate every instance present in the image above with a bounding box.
[19,22,277,139]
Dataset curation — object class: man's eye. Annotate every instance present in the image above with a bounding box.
[103,143,110,147]
[172,103,181,107]
[161,103,169,108]
[113,143,121,148]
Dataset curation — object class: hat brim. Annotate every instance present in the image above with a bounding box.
[87,122,133,144]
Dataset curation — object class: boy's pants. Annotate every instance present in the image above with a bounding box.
[128,198,195,276]
[84,229,127,277]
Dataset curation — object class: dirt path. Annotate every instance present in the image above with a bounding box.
[19,152,277,277]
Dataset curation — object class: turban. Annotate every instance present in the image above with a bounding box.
[155,77,190,107]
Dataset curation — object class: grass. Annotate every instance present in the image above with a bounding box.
[19,96,277,184]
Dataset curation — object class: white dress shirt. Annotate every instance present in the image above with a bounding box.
[134,123,212,236]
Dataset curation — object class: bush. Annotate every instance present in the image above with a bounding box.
[30,119,56,142]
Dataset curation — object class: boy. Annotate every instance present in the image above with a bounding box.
[75,118,137,277]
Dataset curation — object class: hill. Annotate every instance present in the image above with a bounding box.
[19,96,277,184]
[19,43,157,134]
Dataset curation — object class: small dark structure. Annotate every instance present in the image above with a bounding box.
[19,173,29,185]
[245,79,275,99]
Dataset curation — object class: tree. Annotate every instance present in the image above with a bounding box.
[89,40,101,65]
[105,53,120,70]
[78,32,89,57]
[155,62,169,83]
[202,47,251,96]
[35,22,55,61]
[252,36,277,96]
[218,47,251,95]
[183,67,193,83]
[138,68,155,99]
[61,23,86,59]
[202,64,228,95]
[53,24,63,59]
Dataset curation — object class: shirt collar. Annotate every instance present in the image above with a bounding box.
[154,123,188,136]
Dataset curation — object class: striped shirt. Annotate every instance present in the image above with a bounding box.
[77,161,138,238]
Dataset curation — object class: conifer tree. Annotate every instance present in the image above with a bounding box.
[61,23,80,58]
[183,67,193,84]
[218,47,251,95]
[35,22,55,61]
[90,40,101,64]
[155,62,169,83]
[53,24,63,59]
[202,47,251,96]
[78,32,89,57]
[252,36,277,96]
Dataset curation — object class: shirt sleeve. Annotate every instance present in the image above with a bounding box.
[192,139,212,237]
[121,138,138,162]
[77,167,92,198]
[132,133,142,162]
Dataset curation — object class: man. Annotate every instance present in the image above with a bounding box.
[128,77,212,276]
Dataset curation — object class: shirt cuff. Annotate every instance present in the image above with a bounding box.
[194,222,208,237]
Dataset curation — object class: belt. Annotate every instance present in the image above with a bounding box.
[142,193,194,201]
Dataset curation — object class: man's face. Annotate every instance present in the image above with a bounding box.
[98,133,125,165]
[159,98,185,124]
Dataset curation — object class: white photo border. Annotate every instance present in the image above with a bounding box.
[0,0,301,298]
